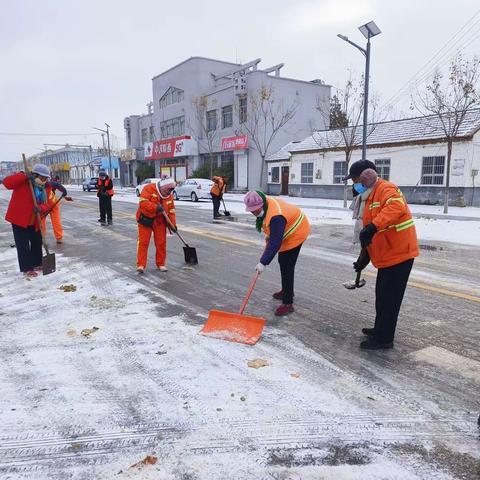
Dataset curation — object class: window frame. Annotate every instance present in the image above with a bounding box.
[333,161,347,184]
[222,105,233,129]
[271,166,280,183]
[301,162,314,184]
[421,156,445,185]
[206,109,217,132]
[374,158,391,181]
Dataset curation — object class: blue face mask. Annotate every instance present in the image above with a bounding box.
[353,182,367,194]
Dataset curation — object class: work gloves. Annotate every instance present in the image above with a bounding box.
[156,205,164,214]
[353,249,370,272]
[255,263,265,274]
[359,223,377,248]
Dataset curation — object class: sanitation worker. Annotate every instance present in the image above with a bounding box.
[3,164,52,277]
[41,177,72,244]
[97,168,114,225]
[244,190,310,316]
[136,176,177,274]
[211,175,226,219]
[344,160,419,350]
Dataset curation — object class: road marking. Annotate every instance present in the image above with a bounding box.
[410,346,480,383]
[363,271,480,303]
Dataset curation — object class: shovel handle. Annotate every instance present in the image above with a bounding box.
[239,272,260,315]
[22,154,50,255]
[160,210,189,247]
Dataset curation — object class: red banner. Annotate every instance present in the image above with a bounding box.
[221,135,248,151]
[144,136,196,160]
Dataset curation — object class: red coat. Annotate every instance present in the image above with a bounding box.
[3,172,51,229]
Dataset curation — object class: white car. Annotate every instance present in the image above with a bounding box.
[135,178,162,197]
[174,178,213,202]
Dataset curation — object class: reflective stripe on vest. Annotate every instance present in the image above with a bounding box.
[283,212,305,240]
[395,218,415,232]
[369,202,381,210]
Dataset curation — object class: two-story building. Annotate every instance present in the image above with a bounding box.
[124,56,331,188]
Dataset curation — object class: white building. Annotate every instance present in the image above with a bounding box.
[267,110,480,206]
[124,56,331,188]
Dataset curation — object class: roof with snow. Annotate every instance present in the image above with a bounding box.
[266,141,300,161]
[287,109,480,155]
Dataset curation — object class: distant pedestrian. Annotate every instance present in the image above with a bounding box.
[97,169,114,225]
[136,176,177,273]
[244,190,310,316]
[3,164,52,277]
[344,160,419,350]
[211,175,226,219]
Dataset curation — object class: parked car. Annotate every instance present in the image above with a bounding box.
[174,178,214,202]
[82,177,98,192]
[135,178,162,197]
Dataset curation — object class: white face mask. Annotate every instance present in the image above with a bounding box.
[253,209,264,218]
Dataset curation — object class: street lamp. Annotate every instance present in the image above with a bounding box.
[93,123,112,177]
[337,20,381,161]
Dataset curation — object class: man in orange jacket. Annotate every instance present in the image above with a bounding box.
[136,176,177,274]
[211,176,226,219]
[345,160,419,350]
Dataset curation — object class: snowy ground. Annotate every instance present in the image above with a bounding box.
[67,185,480,247]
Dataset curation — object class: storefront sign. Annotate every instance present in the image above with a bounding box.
[221,135,248,151]
[144,136,197,160]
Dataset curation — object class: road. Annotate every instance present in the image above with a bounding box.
[0,189,479,479]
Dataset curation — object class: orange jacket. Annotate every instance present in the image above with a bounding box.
[136,182,176,227]
[211,176,226,196]
[263,197,310,252]
[363,179,419,269]
[97,177,114,197]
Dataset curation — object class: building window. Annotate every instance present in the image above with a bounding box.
[141,128,149,144]
[222,105,233,129]
[149,126,155,141]
[220,151,234,166]
[206,110,217,132]
[159,87,184,109]
[271,166,280,183]
[333,161,347,184]
[160,116,185,139]
[375,158,391,180]
[239,96,247,124]
[301,163,314,183]
[422,156,445,185]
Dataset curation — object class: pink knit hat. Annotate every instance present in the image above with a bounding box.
[244,191,264,212]
[359,168,378,188]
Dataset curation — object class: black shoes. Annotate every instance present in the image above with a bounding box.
[362,328,375,336]
[360,339,393,350]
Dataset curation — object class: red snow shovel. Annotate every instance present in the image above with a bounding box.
[22,154,56,275]
[200,272,266,345]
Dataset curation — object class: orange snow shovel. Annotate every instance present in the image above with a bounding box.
[200,272,266,345]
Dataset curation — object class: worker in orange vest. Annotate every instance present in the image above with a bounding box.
[345,160,419,350]
[244,190,310,316]
[97,169,114,225]
[211,176,226,219]
[41,176,72,244]
[136,176,177,274]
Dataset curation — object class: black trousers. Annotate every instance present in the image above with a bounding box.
[211,194,221,217]
[99,195,112,221]
[374,258,414,343]
[278,243,302,304]
[12,224,43,272]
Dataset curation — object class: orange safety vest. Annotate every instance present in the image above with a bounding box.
[211,176,226,196]
[363,179,419,269]
[97,177,114,196]
[262,197,310,252]
[136,182,176,227]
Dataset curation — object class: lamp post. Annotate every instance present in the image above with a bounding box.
[337,20,381,161]
[93,123,112,177]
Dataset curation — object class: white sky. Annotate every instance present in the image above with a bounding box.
[0,0,479,161]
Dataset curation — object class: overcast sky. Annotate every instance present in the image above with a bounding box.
[1,0,479,161]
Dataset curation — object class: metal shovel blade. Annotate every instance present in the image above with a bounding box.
[342,277,366,290]
[183,245,198,265]
[42,252,56,275]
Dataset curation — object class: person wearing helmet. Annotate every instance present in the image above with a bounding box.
[135,176,177,274]
[97,168,114,225]
[2,164,53,277]
[244,190,310,316]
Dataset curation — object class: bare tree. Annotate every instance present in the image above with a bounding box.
[316,75,378,207]
[412,54,480,213]
[189,96,221,178]
[235,84,298,188]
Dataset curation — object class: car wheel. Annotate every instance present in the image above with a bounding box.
[83,186,86,191]
[87,187,91,192]
[136,189,140,197]
[173,191,178,201]
[191,192,198,202]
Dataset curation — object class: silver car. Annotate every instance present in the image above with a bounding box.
[174,178,213,202]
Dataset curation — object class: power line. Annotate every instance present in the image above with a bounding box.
[0,132,99,137]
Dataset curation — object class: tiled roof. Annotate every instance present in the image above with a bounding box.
[289,109,480,153]
[266,141,298,161]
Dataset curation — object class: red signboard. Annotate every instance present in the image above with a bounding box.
[144,136,196,160]
[221,135,248,151]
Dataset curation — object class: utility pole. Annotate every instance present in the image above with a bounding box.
[93,124,113,178]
